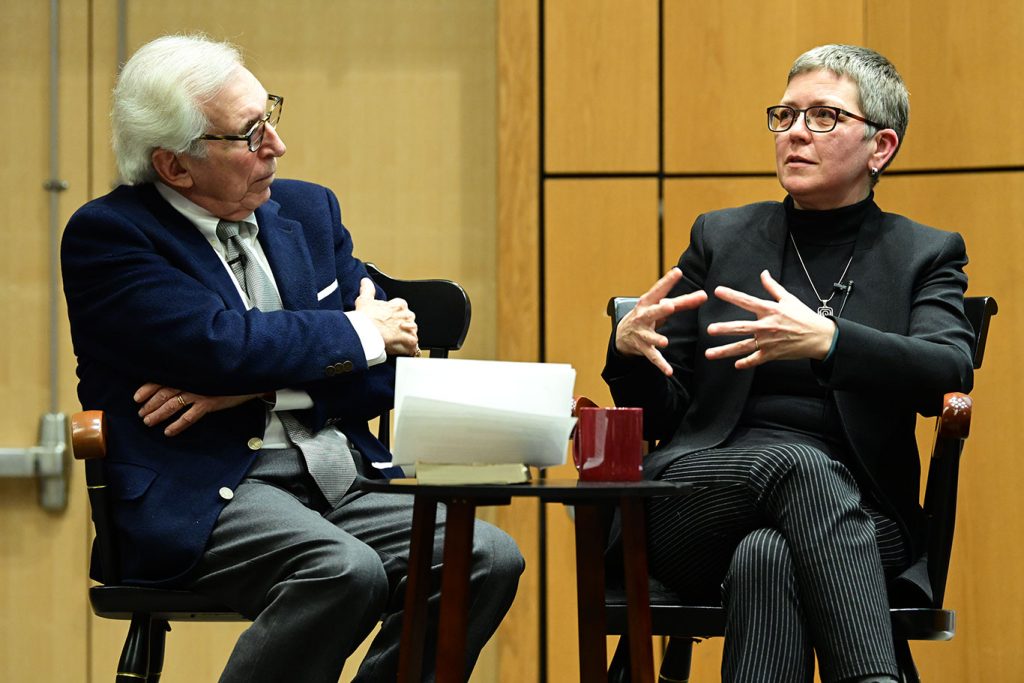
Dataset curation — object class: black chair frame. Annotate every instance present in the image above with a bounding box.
[604,295,997,683]
[72,265,471,682]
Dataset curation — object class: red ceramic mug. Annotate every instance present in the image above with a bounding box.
[572,407,643,481]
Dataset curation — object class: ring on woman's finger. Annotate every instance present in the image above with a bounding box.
[753,336,760,351]
[175,394,186,408]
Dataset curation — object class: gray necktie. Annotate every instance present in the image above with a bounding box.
[216,220,357,505]
[278,412,357,507]
[215,220,283,311]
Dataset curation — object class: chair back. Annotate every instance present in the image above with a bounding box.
[366,264,472,448]
[923,296,997,606]
[71,411,122,584]
[365,263,471,359]
[607,297,640,331]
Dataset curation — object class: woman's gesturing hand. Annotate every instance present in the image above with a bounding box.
[705,270,837,370]
[615,268,708,376]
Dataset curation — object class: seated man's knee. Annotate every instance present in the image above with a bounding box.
[471,521,525,588]
[295,537,390,614]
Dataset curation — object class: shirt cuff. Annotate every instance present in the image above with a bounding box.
[271,389,314,411]
[823,318,840,363]
[345,310,387,366]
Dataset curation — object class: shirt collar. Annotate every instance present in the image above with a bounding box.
[154,182,259,242]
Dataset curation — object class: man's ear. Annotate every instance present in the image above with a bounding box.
[151,148,194,189]
[871,129,900,171]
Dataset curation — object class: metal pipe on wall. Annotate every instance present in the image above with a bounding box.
[47,0,63,413]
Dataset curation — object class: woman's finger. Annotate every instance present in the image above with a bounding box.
[759,269,798,303]
[642,345,674,376]
[713,285,772,314]
[705,338,757,360]
[638,268,683,306]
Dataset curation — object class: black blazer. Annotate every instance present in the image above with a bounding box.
[603,199,974,574]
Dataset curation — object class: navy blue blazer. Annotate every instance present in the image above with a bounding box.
[62,179,396,586]
[603,199,975,600]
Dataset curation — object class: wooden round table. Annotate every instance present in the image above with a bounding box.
[358,477,693,683]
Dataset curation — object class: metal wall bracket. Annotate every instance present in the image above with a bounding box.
[0,413,69,511]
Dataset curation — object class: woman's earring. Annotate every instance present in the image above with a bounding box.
[869,167,880,179]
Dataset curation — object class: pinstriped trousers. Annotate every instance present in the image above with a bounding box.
[648,438,908,683]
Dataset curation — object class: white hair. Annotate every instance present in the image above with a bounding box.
[112,34,243,185]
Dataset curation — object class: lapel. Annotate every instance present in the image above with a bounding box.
[254,197,318,311]
[833,200,884,325]
[705,202,789,408]
[756,202,788,285]
[137,185,245,309]
[726,201,788,295]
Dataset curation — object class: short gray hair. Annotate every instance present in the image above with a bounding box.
[112,34,243,185]
[789,44,909,172]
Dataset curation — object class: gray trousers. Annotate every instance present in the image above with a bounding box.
[648,438,908,683]
[187,447,524,682]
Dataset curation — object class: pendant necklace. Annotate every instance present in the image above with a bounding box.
[788,232,853,317]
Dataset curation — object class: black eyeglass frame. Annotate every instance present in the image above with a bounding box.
[766,105,885,133]
[197,94,284,152]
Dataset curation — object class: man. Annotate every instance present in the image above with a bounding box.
[62,34,523,682]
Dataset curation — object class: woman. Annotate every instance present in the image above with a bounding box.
[604,45,974,683]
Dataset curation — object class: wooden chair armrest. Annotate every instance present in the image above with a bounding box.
[937,393,972,440]
[71,410,108,460]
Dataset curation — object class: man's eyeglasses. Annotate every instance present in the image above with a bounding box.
[766,105,884,134]
[198,94,284,152]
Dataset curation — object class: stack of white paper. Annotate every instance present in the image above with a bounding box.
[390,357,577,469]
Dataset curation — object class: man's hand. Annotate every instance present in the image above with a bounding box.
[354,277,420,356]
[705,270,837,370]
[135,383,264,437]
[614,268,708,376]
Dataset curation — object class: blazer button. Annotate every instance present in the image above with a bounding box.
[218,487,234,501]
[248,437,263,451]
[340,360,353,373]
[325,364,337,377]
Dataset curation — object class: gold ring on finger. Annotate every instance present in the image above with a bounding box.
[175,394,186,408]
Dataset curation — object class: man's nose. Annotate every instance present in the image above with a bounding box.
[262,122,286,156]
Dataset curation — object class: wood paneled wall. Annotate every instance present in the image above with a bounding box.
[498,1,1024,681]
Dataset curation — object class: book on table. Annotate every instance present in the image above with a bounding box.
[414,462,531,485]
[387,357,577,484]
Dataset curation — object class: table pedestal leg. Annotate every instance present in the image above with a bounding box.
[398,496,437,683]
[620,496,654,682]
[436,499,476,683]
[574,503,608,682]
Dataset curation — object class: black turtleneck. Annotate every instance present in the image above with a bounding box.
[735,193,873,453]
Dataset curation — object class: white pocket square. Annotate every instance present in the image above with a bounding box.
[317,279,339,301]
